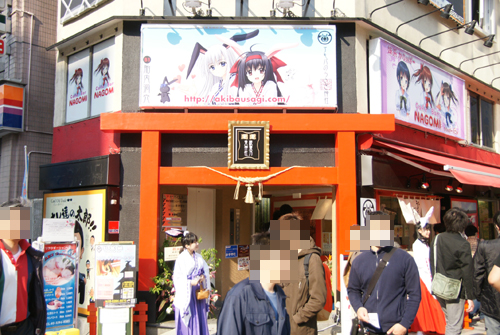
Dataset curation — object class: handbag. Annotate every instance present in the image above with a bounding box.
[350,247,396,335]
[196,279,209,300]
[431,235,461,300]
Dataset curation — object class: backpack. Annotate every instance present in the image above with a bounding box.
[303,253,325,289]
[304,253,332,321]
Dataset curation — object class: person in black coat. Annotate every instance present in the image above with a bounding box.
[430,208,475,335]
[474,211,500,335]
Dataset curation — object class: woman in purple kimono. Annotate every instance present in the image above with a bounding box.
[173,231,210,335]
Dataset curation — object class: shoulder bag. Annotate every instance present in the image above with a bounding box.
[431,234,461,300]
[351,247,397,335]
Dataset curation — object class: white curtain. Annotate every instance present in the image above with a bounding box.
[397,197,440,224]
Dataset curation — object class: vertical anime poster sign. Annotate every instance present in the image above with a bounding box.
[43,242,78,330]
[66,49,90,122]
[43,189,107,315]
[139,24,337,108]
[369,38,465,141]
[91,37,115,116]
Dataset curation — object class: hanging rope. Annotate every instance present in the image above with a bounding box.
[190,166,302,203]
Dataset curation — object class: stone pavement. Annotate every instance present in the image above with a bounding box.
[142,316,487,335]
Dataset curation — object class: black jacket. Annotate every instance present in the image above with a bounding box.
[0,244,47,334]
[473,237,500,321]
[217,278,290,335]
[430,232,475,300]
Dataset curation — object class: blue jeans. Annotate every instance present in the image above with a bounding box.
[485,315,500,335]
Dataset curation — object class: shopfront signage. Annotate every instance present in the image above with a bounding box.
[0,84,24,134]
[228,121,270,170]
[369,38,465,141]
[43,189,107,314]
[139,24,337,108]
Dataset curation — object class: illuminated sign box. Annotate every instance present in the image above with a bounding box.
[0,83,24,134]
[139,24,337,109]
[369,38,465,141]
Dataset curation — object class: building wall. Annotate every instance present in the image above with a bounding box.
[215,187,253,300]
[0,0,56,202]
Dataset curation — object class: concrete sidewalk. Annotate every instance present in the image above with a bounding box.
[141,317,486,335]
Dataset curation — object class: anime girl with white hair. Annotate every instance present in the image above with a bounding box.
[185,30,259,105]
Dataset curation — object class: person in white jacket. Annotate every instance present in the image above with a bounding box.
[410,207,446,335]
[172,231,210,335]
[413,220,432,293]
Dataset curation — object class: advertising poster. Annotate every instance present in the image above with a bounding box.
[238,245,249,257]
[94,243,137,308]
[225,245,237,258]
[451,198,478,227]
[91,37,115,116]
[43,243,78,330]
[238,257,249,271]
[162,194,187,230]
[369,38,466,141]
[140,24,337,108]
[43,189,106,314]
[66,49,90,123]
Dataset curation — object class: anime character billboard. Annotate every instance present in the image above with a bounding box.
[139,24,337,108]
[91,37,115,116]
[369,38,465,141]
[66,49,90,123]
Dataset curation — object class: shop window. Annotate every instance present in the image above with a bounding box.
[66,37,115,124]
[377,190,442,250]
[470,0,495,35]
[478,200,498,240]
[470,93,494,148]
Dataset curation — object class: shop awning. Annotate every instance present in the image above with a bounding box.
[375,141,500,188]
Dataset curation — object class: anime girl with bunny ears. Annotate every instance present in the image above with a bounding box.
[409,206,446,334]
[185,30,259,105]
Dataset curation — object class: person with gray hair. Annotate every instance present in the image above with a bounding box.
[0,198,47,334]
[473,211,500,334]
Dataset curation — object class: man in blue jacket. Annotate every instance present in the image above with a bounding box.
[217,230,293,335]
[347,211,420,335]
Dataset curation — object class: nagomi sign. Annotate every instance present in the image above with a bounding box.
[369,38,465,141]
[139,24,337,108]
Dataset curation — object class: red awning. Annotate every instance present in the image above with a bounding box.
[376,141,500,188]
